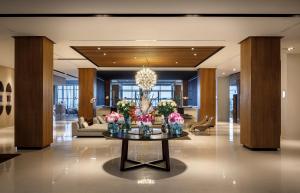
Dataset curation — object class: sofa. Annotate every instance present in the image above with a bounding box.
[72,116,108,137]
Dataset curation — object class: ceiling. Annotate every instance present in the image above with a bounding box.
[72,46,223,68]
[0,0,300,14]
[0,1,299,78]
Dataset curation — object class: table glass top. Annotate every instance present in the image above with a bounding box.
[103,128,188,141]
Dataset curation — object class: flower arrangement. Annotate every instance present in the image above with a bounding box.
[168,112,184,134]
[137,114,154,127]
[105,111,122,133]
[157,100,177,117]
[117,100,135,118]
[105,111,121,123]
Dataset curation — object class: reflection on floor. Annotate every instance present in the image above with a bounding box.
[0,121,300,193]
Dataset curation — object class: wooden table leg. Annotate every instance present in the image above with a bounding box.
[120,139,128,171]
[162,140,170,171]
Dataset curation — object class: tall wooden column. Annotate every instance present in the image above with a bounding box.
[104,80,110,106]
[198,68,216,125]
[14,36,54,149]
[182,80,189,106]
[240,36,281,149]
[78,68,96,122]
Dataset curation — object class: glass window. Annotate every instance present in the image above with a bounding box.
[54,83,79,109]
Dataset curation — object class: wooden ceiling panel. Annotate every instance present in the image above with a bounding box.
[71,46,223,67]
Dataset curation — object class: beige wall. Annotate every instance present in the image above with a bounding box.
[217,76,230,122]
[282,54,300,140]
[0,65,14,128]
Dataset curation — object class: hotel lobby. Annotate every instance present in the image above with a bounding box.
[1,1,300,193]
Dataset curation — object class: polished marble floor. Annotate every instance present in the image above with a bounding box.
[0,122,300,193]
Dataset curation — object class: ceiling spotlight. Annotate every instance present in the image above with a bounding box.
[233,68,236,72]
[112,61,116,64]
[193,53,197,56]
[191,48,195,51]
[103,53,106,56]
[222,72,226,75]
[134,57,137,59]
[175,61,178,64]
[288,47,294,51]
[97,47,101,50]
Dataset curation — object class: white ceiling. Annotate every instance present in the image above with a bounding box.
[0,1,300,78]
[1,0,300,14]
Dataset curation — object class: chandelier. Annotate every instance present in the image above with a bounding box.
[135,67,157,91]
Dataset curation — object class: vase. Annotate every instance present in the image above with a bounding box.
[108,123,118,134]
[162,116,170,133]
[139,123,152,136]
[124,116,131,131]
[170,123,183,135]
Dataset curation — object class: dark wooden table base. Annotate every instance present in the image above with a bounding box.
[120,139,170,171]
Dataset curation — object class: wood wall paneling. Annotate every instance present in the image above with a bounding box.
[182,80,188,106]
[14,36,54,148]
[240,37,281,149]
[198,68,216,125]
[78,68,96,122]
[105,80,110,106]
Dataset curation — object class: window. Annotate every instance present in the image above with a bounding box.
[119,83,174,106]
[56,84,79,109]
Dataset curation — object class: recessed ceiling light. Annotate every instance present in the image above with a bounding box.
[134,57,137,59]
[103,53,106,56]
[175,61,178,64]
[191,48,195,51]
[112,61,116,64]
[288,47,294,51]
[233,68,236,72]
[97,47,101,50]
[222,72,226,75]
[193,53,197,56]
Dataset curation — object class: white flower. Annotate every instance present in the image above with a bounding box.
[162,102,166,106]
[122,103,125,107]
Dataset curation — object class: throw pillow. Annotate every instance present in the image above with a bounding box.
[78,117,85,128]
[82,122,89,128]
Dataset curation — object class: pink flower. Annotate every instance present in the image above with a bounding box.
[168,112,184,125]
[137,114,154,125]
[105,111,121,123]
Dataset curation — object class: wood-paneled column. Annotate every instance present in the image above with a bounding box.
[105,80,110,106]
[240,36,281,149]
[182,80,188,106]
[14,36,54,149]
[78,68,96,122]
[198,68,216,125]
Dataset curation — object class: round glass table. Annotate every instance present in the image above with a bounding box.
[103,129,188,171]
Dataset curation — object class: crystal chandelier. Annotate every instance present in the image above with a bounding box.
[135,67,157,91]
